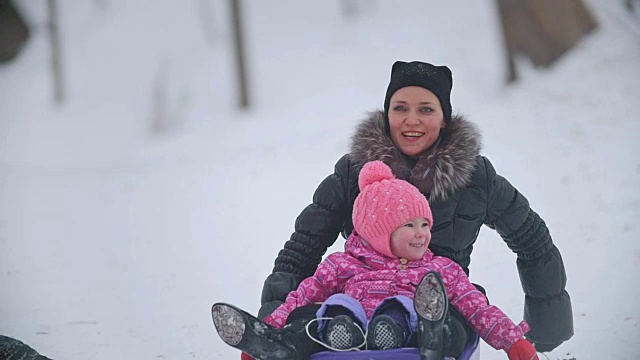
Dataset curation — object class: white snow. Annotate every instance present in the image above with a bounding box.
[1,1,639,359]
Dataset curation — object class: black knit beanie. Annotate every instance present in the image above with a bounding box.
[383,61,453,123]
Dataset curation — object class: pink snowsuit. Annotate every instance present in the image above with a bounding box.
[264,233,530,351]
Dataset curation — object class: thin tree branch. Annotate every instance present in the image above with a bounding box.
[230,0,249,109]
[47,0,65,104]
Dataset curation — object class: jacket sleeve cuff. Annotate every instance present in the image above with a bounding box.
[260,272,304,304]
[257,300,284,321]
[524,290,574,345]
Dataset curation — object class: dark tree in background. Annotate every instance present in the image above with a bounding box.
[0,0,30,63]
[47,0,65,104]
[496,0,598,83]
[230,0,249,109]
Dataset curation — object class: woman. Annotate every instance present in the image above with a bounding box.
[257,61,573,355]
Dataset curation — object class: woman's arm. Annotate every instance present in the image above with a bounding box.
[481,156,573,351]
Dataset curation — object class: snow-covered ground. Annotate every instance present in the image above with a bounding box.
[1,1,639,359]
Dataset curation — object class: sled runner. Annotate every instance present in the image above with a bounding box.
[212,302,480,360]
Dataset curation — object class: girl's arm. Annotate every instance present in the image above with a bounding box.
[263,255,342,328]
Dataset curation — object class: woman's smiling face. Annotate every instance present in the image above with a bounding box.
[387,86,445,157]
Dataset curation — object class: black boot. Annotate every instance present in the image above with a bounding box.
[442,307,469,358]
[212,302,313,360]
[414,271,448,360]
[323,314,366,350]
[367,314,407,350]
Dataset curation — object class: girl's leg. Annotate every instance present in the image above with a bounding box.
[316,294,368,332]
[365,294,470,356]
[315,294,367,350]
[442,306,470,357]
[212,302,307,360]
[414,271,448,360]
[285,304,326,357]
[368,296,416,349]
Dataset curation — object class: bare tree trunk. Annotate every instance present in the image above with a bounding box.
[151,60,169,134]
[230,0,249,109]
[47,0,65,104]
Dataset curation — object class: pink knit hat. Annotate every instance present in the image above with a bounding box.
[352,161,433,258]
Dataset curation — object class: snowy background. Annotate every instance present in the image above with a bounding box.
[1,1,639,359]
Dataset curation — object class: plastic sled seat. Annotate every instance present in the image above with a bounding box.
[310,332,480,360]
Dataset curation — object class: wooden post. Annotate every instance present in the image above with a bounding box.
[47,0,65,104]
[230,0,249,109]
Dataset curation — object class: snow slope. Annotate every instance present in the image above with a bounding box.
[1,1,639,359]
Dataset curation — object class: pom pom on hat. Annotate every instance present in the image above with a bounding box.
[352,161,433,258]
[358,161,394,191]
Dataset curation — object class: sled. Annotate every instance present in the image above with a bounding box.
[309,333,479,360]
[212,302,480,360]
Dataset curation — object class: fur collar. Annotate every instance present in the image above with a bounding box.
[349,110,481,202]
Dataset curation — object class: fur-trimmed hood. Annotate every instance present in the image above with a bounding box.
[350,110,481,202]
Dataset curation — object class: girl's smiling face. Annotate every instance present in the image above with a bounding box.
[390,217,431,260]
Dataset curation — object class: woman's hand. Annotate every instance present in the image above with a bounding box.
[507,338,539,360]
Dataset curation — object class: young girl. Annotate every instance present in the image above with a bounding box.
[213,161,538,360]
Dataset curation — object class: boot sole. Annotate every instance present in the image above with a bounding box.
[414,271,448,360]
[414,272,447,322]
[211,302,297,359]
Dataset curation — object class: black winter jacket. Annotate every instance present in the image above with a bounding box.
[262,111,573,350]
